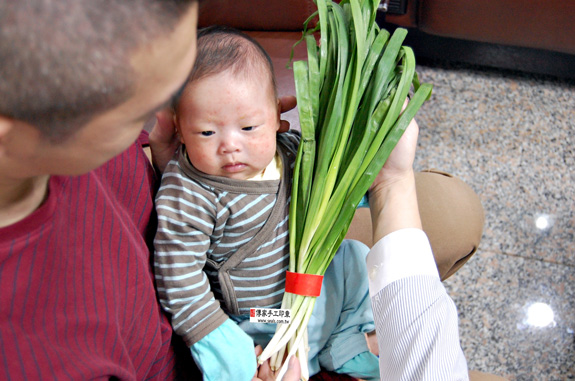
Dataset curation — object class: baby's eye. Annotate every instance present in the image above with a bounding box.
[201,131,215,136]
[242,126,254,131]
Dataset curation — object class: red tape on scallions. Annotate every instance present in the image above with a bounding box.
[285,271,323,297]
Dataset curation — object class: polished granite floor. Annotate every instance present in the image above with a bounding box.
[412,62,575,380]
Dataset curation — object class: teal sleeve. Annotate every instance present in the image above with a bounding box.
[190,318,256,381]
[357,193,370,208]
[335,351,380,380]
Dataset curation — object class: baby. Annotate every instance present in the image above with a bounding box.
[154,25,379,381]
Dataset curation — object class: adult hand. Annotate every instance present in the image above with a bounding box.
[278,95,296,133]
[371,112,419,191]
[252,345,301,381]
[148,95,298,174]
[148,108,180,174]
[368,115,422,242]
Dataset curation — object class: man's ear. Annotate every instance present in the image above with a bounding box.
[0,115,15,158]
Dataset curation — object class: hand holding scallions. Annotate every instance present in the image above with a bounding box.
[369,115,423,246]
[253,345,301,381]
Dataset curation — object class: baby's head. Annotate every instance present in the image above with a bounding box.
[174,25,280,180]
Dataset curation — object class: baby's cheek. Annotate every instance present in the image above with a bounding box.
[258,141,273,152]
[258,142,276,158]
[188,150,211,169]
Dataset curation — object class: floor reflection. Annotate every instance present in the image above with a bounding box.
[518,302,556,329]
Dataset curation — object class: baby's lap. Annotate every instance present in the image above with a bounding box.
[238,239,371,344]
[308,240,372,327]
[327,239,370,273]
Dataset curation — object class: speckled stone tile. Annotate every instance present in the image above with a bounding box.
[413,64,575,266]
[444,251,575,380]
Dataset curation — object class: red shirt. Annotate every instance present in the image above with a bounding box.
[0,133,183,380]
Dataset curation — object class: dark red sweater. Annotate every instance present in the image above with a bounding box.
[0,132,181,380]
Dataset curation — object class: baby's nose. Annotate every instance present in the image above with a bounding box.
[219,139,240,154]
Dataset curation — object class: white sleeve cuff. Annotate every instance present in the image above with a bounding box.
[366,228,439,297]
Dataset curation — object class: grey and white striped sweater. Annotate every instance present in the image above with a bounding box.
[154,131,300,346]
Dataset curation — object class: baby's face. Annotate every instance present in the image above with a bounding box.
[176,70,280,180]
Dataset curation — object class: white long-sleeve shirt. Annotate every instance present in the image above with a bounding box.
[367,228,469,381]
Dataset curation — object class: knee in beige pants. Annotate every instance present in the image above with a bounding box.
[346,170,485,280]
[415,169,485,280]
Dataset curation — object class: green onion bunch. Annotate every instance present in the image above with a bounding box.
[258,0,432,378]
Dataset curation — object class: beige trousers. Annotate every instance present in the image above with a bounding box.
[346,169,484,281]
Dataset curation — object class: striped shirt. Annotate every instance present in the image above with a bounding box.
[367,229,469,380]
[0,132,181,380]
[154,131,300,346]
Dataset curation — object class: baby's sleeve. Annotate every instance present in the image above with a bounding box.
[153,161,228,345]
[190,318,257,381]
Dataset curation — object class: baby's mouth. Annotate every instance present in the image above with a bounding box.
[222,162,247,173]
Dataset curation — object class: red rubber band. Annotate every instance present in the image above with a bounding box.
[285,271,323,297]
